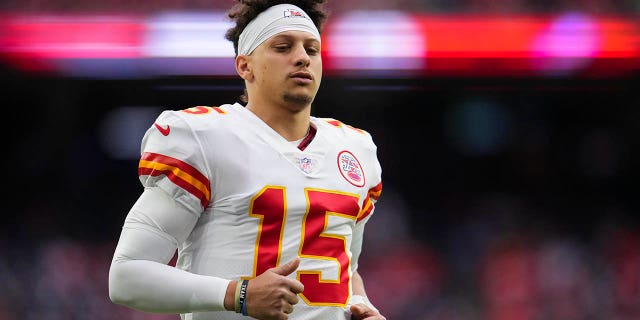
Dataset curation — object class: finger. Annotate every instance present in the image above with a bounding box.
[350,304,375,319]
[279,309,291,320]
[284,303,294,314]
[287,278,304,294]
[350,304,386,320]
[350,304,367,315]
[271,257,300,276]
[283,290,300,305]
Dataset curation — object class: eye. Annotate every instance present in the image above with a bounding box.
[306,46,320,55]
[274,44,291,52]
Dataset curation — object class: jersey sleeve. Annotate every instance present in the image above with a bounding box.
[352,129,384,272]
[138,110,211,215]
[109,188,229,312]
[350,181,382,272]
[352,125,383,224]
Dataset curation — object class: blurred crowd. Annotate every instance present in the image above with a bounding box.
[0,204,638,320]
[357,187,640,320]
[0,0,639,14]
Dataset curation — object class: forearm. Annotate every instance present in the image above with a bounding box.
[109,188,234,313]
[352,270,367,296]
[109,258,231,313]
[350,270,380,314]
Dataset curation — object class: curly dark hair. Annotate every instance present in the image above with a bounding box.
[225,0,329,56]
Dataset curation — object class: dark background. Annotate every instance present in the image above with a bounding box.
[4,72,637,242]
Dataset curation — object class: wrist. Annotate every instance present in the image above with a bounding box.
[237,280,249,316]
[350,295,379,313]
[224,280,237,311]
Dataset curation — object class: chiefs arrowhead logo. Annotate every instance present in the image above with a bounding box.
[154,123,170,136]
[337,150,365,187]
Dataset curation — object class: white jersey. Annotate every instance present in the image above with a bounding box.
[138,103,382,320]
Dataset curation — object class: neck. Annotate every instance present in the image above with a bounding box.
[245,102,311,142]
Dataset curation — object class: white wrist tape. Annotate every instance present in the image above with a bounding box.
[350,295,379,313]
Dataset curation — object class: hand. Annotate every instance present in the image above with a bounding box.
[350,303,386,320]
[245,257,304,320]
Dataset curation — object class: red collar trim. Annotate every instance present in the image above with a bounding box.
[297,126,316,151]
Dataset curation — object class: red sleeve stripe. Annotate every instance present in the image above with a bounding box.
[368,182,383,200]
[357,182,383,222]
[357,198,374,222]
[212,106,226,114]
[138,152,211,208]
[324,119,342,127]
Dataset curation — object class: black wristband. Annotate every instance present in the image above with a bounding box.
[239,280,249,316]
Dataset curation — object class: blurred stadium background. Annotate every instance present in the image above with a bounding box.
[1,0,639,319]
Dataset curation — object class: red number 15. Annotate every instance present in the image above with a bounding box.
[248,187,361,306]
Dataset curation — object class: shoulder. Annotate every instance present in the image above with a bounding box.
[316,117,382,189]
[142,103,240,155]
[156,104,237,130]
[315,117,376,146]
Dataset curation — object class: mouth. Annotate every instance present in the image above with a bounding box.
[289,71,313,81]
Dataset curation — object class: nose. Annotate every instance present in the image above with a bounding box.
[293,44,311,67]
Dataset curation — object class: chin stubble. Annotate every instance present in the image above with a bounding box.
[283,93,313,106]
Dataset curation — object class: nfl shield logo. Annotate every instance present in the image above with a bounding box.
[299,157,313,173]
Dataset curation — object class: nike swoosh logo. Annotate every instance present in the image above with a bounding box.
[154,123,171,136]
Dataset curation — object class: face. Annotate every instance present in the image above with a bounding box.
[242,30,322,110]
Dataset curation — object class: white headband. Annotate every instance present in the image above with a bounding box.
[237,3,321,56]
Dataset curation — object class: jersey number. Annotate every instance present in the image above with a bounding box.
[248,187,360,306]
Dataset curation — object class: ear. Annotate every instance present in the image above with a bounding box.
[235,55,253,81]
